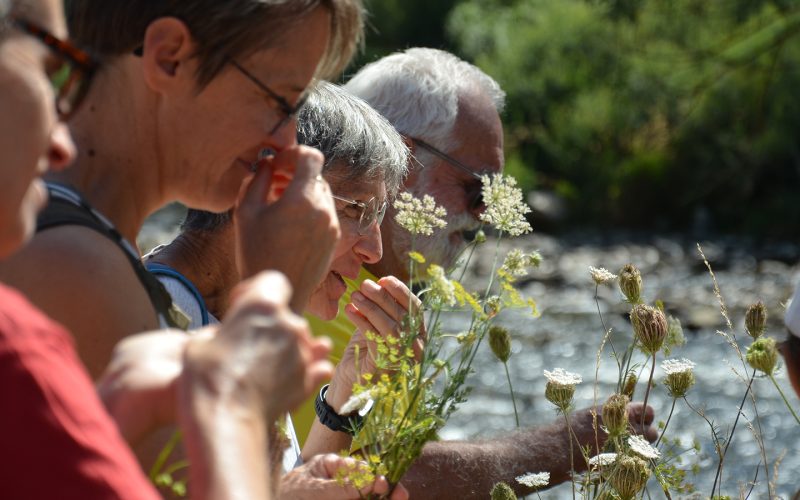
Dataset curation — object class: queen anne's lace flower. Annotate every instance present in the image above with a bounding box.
[589,266,617,285]
[661,358,695,375]
[479,174,532,236]
[340,389,375,415]
[588,453,618,468]
[627,435,661,460]
[544,368,582,386]
[427,265,456,307]
[661,358,696,398]
[394,192,447,236]
[515,472,550,488]
[501,249,542,278]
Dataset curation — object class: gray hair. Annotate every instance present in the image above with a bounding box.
[181,81,408,232]
[299,80,408,195]
[344,48,505,152]
[0,0,11,35]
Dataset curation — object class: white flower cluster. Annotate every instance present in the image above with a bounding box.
[627,435,661,460]
[500,249,542,277]
[589,266,617,285]
[339,388,375,415]
[515,471,550,488]
[427,264,456,307]
[588,453,618,468]
[393,192,447,236]
[661,358,696,375]
[479,174,532,236]
[543,368,582,387]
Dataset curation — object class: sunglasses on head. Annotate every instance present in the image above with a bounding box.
[12,18,97,120]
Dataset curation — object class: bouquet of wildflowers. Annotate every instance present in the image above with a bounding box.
[337,174,541,489]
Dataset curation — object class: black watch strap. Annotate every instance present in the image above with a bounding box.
[314,384,363,435]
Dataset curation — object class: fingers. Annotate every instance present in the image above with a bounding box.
[228,271,293,317]
[627,402,657,442]
[389,483,410,500]
[237,157,274,209]
[376,276,422,314]
[343,302,378,337]
[274,145,324,198]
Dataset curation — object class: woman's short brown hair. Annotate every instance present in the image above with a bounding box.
[66,0,363,86]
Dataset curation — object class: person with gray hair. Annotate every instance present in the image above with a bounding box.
[144,80,412,498]
[300,48,658,498]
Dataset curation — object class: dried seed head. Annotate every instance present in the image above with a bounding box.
[618,264,643,304]
[622,373,638,399]
[630,304,668,355]
[745,301,767,339]
[490,482,517,500]
[609,455,650,500]
[602,393,630,437]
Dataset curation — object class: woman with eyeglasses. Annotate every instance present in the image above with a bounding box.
[0,0,347,498]
[143,81,421,474]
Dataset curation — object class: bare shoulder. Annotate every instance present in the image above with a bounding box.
[0,226,160,378]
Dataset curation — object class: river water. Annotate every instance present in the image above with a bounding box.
[139,207,800,498]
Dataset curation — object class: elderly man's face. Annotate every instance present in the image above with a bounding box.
[391,91,504,273]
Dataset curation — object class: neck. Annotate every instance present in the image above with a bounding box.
[147,227,239,319]
[50,60,169,244]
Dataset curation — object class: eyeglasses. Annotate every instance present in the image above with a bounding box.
[331,194,388,235]
[230,60,308,135]
[409,137,488,210]
[12,18,97,120]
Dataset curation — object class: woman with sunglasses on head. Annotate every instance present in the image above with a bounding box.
[0,0,342,498]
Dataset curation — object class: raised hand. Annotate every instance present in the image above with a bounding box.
[234,145,341,313]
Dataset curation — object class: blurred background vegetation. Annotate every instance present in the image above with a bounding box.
[346,0,800,237]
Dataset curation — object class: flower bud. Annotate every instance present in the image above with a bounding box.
[475,229,487,244]
[745,301,767,339]
[602,393,630,437]
[609,455,650,500]
[630,304,668,355]
[746,337,778,375]
[489,326,512,363]
[622,373,638,399]
[618,264,643,304]
[490,482,517,500]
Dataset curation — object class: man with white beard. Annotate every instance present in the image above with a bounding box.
[301,48,658,498]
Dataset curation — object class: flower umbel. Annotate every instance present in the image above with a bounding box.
[427,264,457,307]
[544,368,582,410]
[590,266,617,285]
[515,472,550,488]
[588,453,618,468]
[479,174,532,236]
[630,304,668,355]
[618,264,643,304]
[394,192,447,236]
[500,249,541,279]
[745,301,767,339]
[627,434,661,460]
[661,358,696,397]
[746,337,779,375]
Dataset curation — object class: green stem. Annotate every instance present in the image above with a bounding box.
[769,374,800,425]
[562,410,576,500]
[655,398,677,448]
[640,352,657,429]
[148,430,182,480]
[503,361,520,427]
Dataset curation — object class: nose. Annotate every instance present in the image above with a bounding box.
[267,115,299,151]
[48,122,77,172]
[355,221,383,265]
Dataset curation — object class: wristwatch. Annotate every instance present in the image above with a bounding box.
[314,384,364,435]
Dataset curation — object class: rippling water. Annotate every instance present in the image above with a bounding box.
[139,208,800,498]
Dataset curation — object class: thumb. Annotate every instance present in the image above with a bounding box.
[278,146,324,197]
[237,159,274,211]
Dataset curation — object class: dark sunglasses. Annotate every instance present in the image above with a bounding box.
[12,18,97,120]
[409,137,487,210]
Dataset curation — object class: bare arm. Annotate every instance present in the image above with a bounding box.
[402,403,656,498]
[0,227,160,378]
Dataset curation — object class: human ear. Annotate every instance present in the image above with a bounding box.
[139,17,197,93]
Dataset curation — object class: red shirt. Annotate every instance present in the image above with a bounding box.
[0,284,159,499]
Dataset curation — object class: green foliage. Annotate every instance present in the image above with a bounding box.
[444,0,800,235]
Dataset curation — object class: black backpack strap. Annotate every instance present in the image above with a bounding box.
[37,196,189,330]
